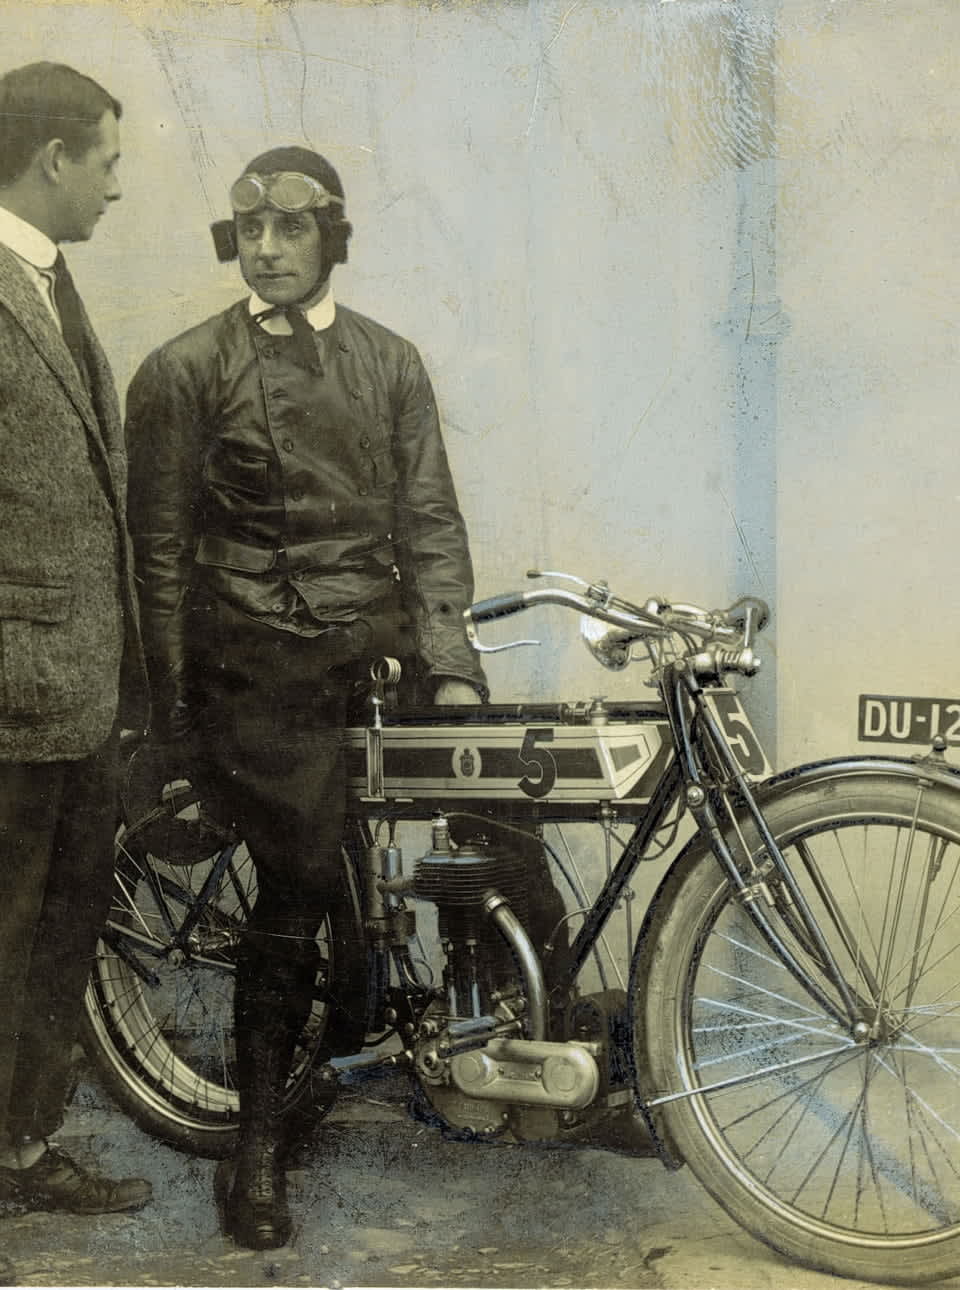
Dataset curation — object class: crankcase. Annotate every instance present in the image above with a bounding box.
[450,1037,600,1109]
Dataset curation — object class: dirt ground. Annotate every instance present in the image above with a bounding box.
[0,1064,899,1290]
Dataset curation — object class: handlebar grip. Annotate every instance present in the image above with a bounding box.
[467,592,528,623]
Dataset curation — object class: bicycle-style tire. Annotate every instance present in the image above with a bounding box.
[634,769,960,1285]
[81,809,368,1159]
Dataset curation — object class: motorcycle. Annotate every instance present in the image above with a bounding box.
[83,569,960,1284]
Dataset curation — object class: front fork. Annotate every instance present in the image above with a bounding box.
[665,666,862,1030]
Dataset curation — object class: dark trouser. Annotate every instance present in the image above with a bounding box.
[194,595,416,964]
[190,595,569,1079]
[189,596,418,1079]
[0,732,119,1147]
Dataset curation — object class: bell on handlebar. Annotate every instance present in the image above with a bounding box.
[580,616,634,671]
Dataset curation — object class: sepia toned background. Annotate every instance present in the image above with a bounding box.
[2,2,960,1286]
[3,0,957,770]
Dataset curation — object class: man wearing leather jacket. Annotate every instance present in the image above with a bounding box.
[124,147,489,1250]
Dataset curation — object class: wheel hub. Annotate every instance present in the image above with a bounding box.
[851,1006,904,1045]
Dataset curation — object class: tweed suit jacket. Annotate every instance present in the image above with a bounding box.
[0,241,143,762]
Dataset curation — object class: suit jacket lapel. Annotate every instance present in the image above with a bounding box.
[0,243,119,505]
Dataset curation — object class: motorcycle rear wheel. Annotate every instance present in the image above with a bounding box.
[81,801,367,1159]
[635,771,960,1284]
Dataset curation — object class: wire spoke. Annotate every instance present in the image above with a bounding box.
[675,807,960,1248]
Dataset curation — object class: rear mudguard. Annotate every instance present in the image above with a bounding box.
[628,750,960,1169]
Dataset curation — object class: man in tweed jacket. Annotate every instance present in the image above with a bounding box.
[0,62,151,1236]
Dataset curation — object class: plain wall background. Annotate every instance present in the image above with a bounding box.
[3,2,960,1275]
[2,0,958,770]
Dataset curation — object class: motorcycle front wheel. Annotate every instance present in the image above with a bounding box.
[635,769,960,1284]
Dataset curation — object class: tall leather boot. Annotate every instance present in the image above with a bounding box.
[222,947,313,1250]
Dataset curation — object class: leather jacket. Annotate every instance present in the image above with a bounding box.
[125,299,487,724]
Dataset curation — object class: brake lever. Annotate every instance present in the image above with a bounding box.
[526,568,590,588]
[724,596,771,641]
[528,569,629,615]
[464,619,540,655]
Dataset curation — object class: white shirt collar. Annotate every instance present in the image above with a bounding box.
[248,288,336,334]
[0,205,57,271]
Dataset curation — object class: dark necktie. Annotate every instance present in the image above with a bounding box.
[49,253,110,497]
[255,305,323,374]
[51,251,90,388]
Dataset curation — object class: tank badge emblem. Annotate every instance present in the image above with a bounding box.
[453,745,480,780]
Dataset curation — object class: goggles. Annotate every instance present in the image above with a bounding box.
[229,171,345,216]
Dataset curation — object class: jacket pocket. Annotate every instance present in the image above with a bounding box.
[0,581,73,717]
[195,534,277,572]
[203,450,270,501]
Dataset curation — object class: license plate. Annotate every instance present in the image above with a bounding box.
[859,694,960,746]
[704,690,772,778]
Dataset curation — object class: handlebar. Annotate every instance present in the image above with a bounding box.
[469,591,530,623]
[466,575,771,678]
[470,586,668,633]
[469,585,752,637]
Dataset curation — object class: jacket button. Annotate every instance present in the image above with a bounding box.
[283,439,295,452]
[291,489,304,502]
[338,342,349,353]
[358,486,369,496]
[351,388,362,400]
[262,345,277,359]
[359,435,371,448]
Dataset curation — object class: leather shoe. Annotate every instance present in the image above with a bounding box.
[0,1145,152,1215]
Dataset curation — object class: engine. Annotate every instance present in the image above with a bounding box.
[413,832,530,1020]
[377,818,593,1139]
[365,816,653,1151]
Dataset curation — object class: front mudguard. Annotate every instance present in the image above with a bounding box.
[757,748,960,797]
[627,749,960,1169]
